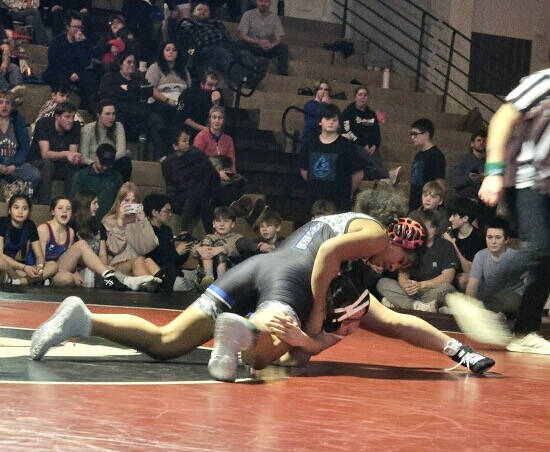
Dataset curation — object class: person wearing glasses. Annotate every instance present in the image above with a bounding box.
[42,10,97,110]
[409,118,446,210]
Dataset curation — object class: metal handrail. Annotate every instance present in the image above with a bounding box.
[332,0,507,118]
[282,105,306,144]
[226,60,260,108]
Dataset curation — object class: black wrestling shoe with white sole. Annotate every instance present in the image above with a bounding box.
[102,273,129,291]
[451,345,495,374]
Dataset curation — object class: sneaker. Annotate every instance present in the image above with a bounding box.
[438,306,452,315]
[30,296,92,360]
[10,85,26,104]
[388,166,402,186]
[102,273,129,291]
[451,345,495,373]
[208,313,255,382]
[506,333,550,354]
[199,275,215,293]
[413,300,438,313]
[380,297,395,309]
[123,275,162,291]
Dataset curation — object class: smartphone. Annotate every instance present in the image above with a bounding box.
[127,203,141,214]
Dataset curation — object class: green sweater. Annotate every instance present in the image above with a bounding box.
[71,165,123,219]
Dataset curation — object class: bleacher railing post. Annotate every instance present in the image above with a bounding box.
[442,30,456,112]
[415,11,427,92]
[341,0,348,38]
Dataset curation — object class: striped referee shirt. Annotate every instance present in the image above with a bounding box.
[505,68,550,188]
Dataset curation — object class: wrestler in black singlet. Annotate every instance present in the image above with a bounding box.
[203,212,383,324]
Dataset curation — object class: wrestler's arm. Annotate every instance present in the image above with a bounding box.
[479,102,522,206]
[307,219,387,335]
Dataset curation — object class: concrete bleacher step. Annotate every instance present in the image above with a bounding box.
[232,127,281,152]
[288,44,363,68]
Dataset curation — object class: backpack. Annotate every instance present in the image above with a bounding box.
[504,97,550,194]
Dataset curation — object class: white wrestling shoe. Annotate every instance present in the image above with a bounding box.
[30,296,92,360]
[445,293,511,346]
[123,275,162,292]
[208,313,255,382]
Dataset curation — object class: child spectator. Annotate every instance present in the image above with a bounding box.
[236,207,283,260]
[443,197,485,291]
[162,127,221,233]
[30,84,84,136]
[408,180,449,235]
[408,118,446,210]
[465,217,526,319]
[143,193,198,292]
[311,199,336,219]
[0,194,57,285]
[101,182,162,291]
[194,206,242,287]
[377,210,457,312]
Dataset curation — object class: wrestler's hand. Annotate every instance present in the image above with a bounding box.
[479,175,504,207]
[268,314,306,347]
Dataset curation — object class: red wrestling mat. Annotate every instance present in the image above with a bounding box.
[1,299,550,451]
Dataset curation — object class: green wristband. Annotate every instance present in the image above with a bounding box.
[484,161,505,176]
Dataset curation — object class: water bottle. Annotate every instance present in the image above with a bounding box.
[83,268,95,288]
[277,0,284,16]
[138,134,147,160]
[382,68,390,89]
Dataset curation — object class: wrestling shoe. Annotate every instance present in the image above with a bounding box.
[506,333,550,354]
[208,313,255,382]
[102,271,129,291]
[450,345,495,374]
[30,296,92,360]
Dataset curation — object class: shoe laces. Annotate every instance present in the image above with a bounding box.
[445,348,486,372]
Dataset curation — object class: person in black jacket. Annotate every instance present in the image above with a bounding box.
[161,127,221,233]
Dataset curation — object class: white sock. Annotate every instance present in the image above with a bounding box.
[443,338,462,356]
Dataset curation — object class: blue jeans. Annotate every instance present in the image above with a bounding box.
[509,187,550,335]
[0,63,23,90]
[2,162,42,189]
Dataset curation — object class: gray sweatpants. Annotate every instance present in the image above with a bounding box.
[377,277,456,310]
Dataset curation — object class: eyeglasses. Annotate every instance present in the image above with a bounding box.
[410,131,426,137]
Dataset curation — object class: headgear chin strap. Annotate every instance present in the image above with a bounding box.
[324,288,371,333]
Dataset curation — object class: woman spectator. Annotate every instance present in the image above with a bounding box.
[101,182,162,291]
[0,194,57,285]
[302,79,331,143]
[80,99,132,181]
[145,41,191,126]
[93,14,136,73]
[99,51,165,160]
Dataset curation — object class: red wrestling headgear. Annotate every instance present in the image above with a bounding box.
[387,217,426,250]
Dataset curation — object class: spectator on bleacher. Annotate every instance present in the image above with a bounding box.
[29,101,82,204]
[101,181,162,289]
[37,195,128,288]
[302,79,331,144]
[408,180,449,235]
[194,205,243,287]
[0,23,25,103]
[177,69,221,138]
[99,51,165,161]
[238,0,288,76]
[451,129,486,199]
[143,193,198,292]
[341,85,389,181]
[377,210,456,313]
[71,143,123,219]
[80,99,132,182]
[465,217,525,319]
[42,10,97,109]
[408,118,446,210]
[3,0,48,45]
[0,194,57,285]
[93,14,136,73]
[121,0,158,63]
[30,83,84,136]
[310,198,336,219]
[235,207,282,260]
[176,2,266,88]
[146,40,191,126]
[442,197,485,292]
[0,91,41,194]
[41,0,91,37]
[162,127,221,233]
[299,103,364,212]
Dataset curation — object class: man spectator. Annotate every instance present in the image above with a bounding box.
[409,118,446,210]
[42,10,97,109]
[40,0,92,37]
[377,210,456,313]
[299,103,364,212]
[451,129,487,199]
[466,217,526,319]
[71,143,123,219]
[3,0,48,45]
[29,102,81,203]
[0,91,41,193]
[238,0,288,76]
[0,23,25,104]
[176,2,266,88]
[177,70,221,138]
